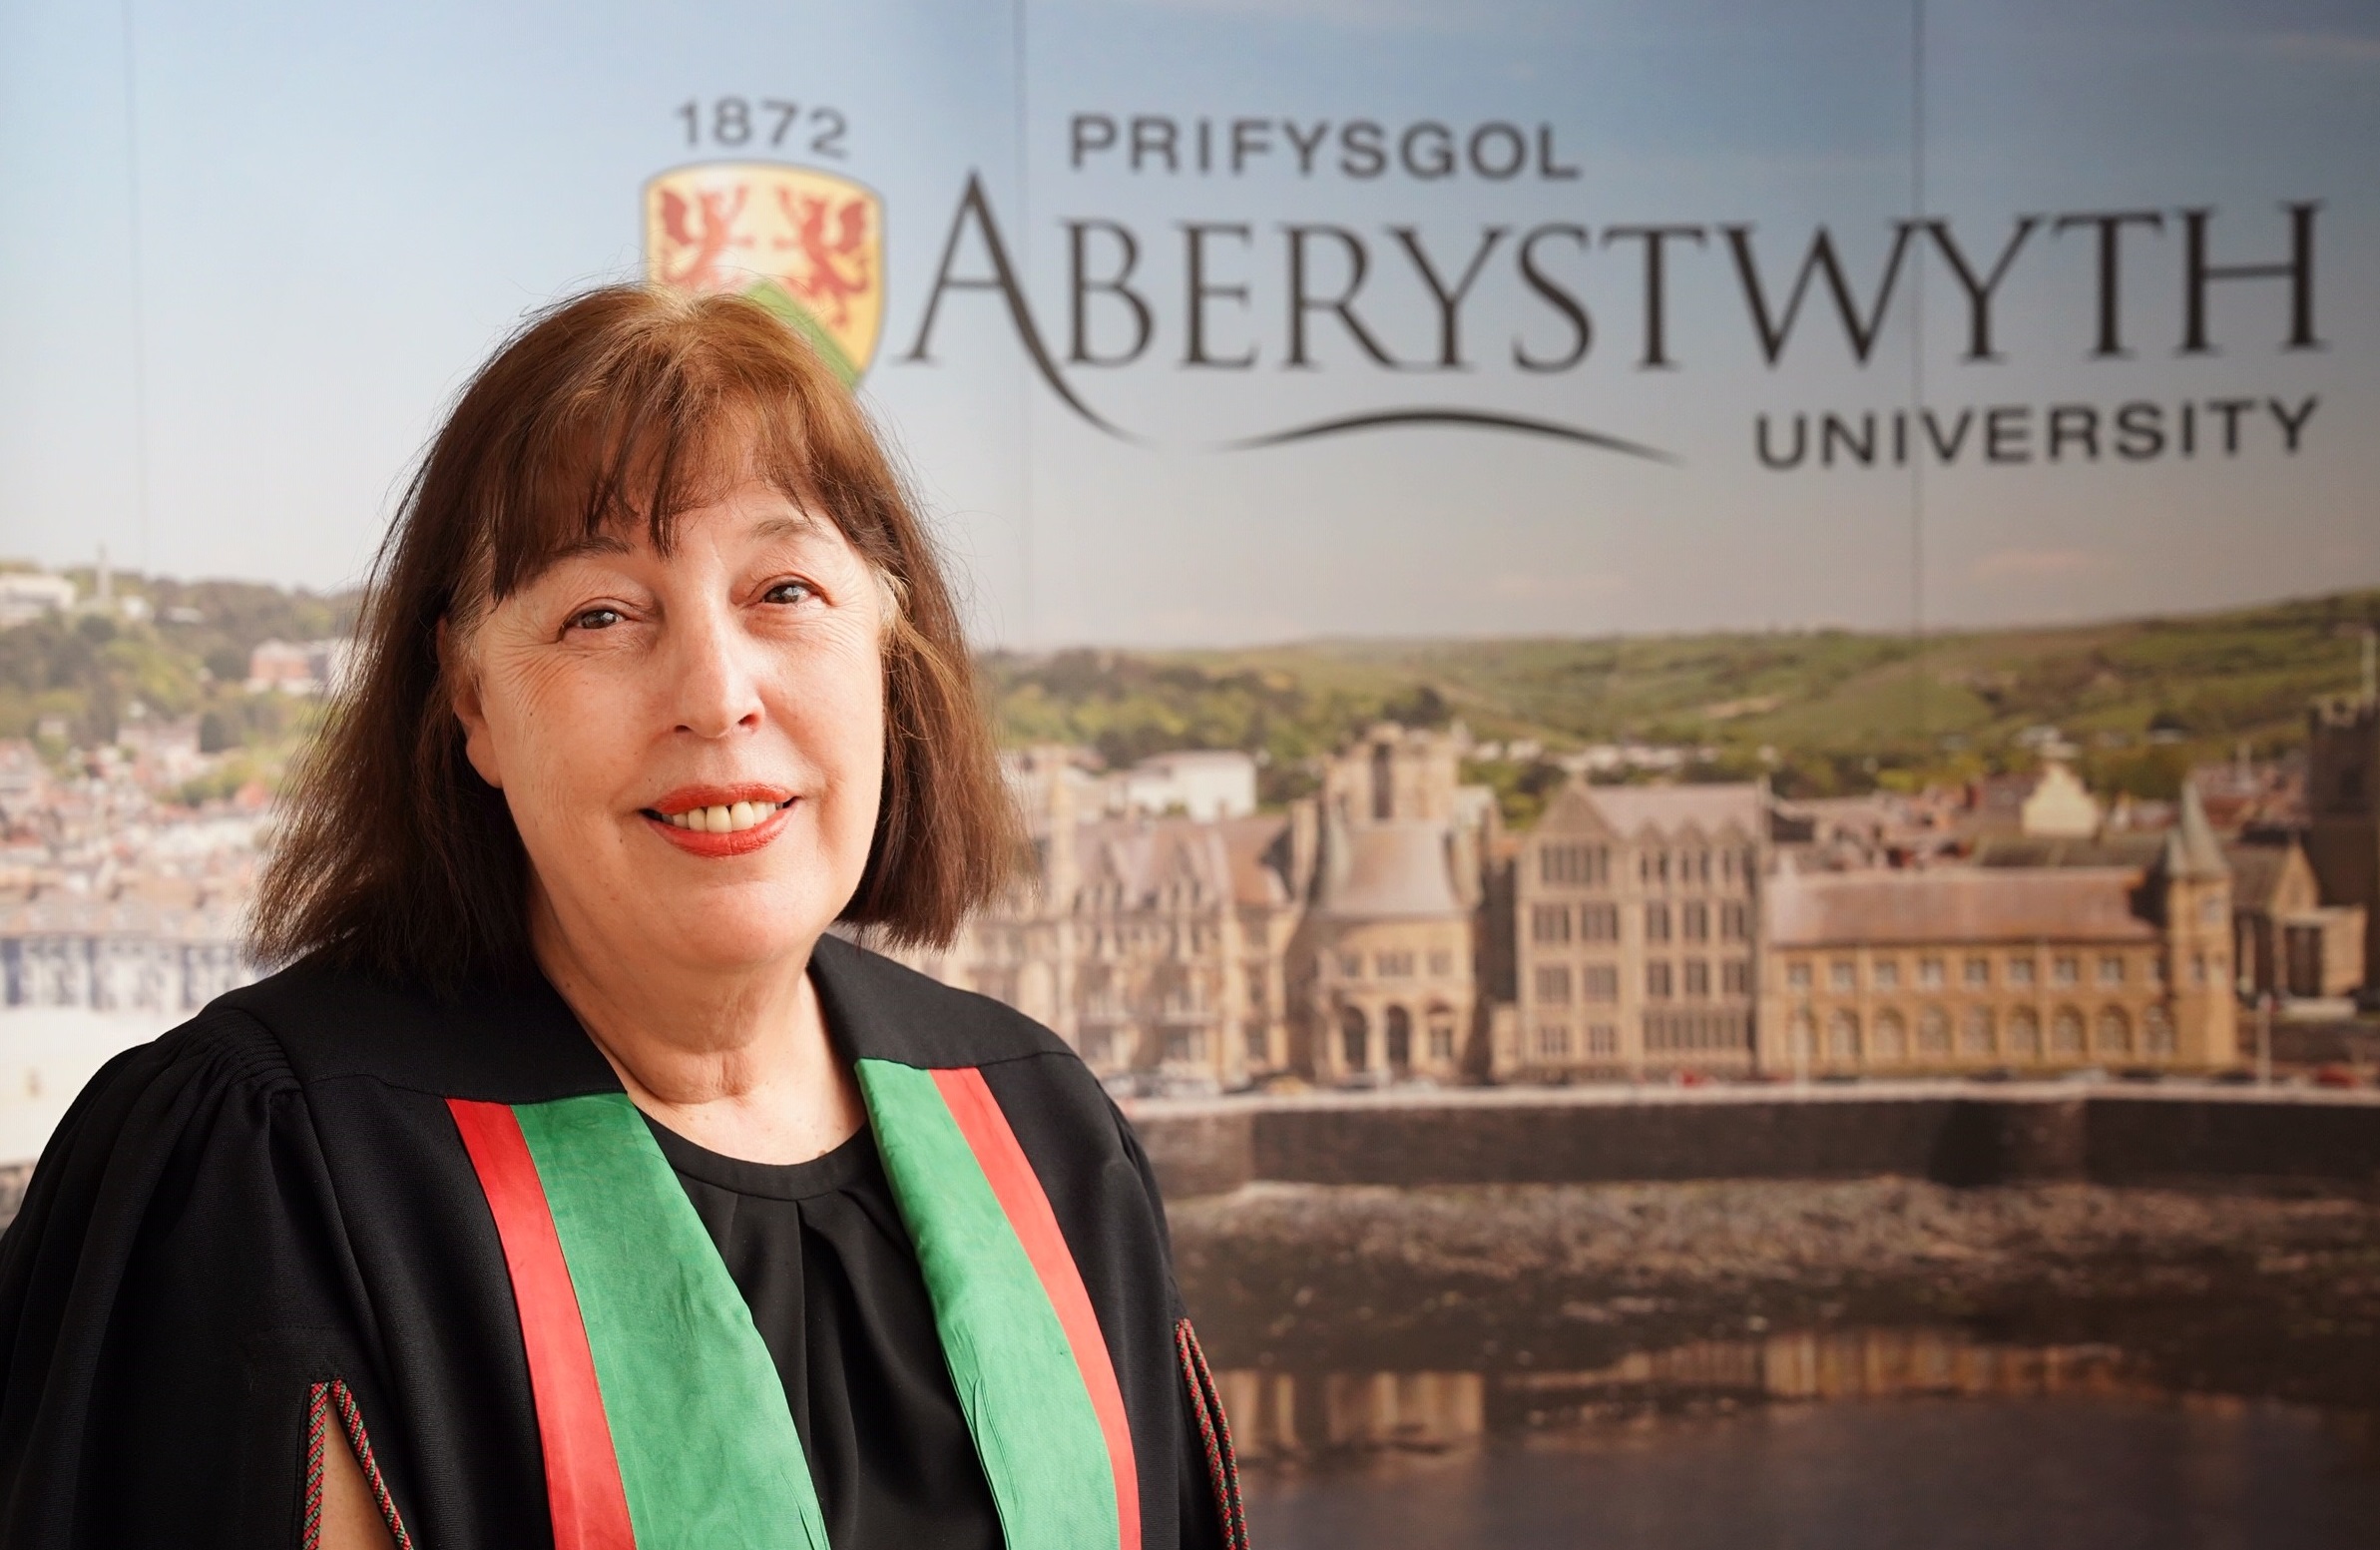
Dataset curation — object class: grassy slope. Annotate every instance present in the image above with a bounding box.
[992,589,2380,798]
[8,572,2370,805]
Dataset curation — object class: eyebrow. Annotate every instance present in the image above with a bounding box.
[542,507,820,570]
[750,512,823,541]
[551,531,634,560]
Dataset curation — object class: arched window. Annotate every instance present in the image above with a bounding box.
[2007,1007,2042,1060]
[1961,1006,1996,1058]
[2095,1006,2133,1058]
[2052,1007,2086,1056]
[1340,1005,1369,1073]
[1385,1005,1413,1074]
[1918,1006,1952,1057]
[1872,1009,1907,1062]
[2142,1005,2176,1058]
[1826,1009,1861,1061]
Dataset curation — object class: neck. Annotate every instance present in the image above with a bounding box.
[528,887,865,1166]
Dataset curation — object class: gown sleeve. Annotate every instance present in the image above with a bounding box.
[0,1004,385,1549]
[1113,1104,1245,1550]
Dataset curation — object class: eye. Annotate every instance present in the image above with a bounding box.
[568,606,625,632]
[761,579,815,607]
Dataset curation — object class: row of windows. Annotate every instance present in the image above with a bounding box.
[1084,922,1220,957]
[1528,900,1751,945]
[1785,952,2160,994]
[1644,1008,1753,1054]
[1533,959,1751,1002]
[1537,844,1758,890]
[1785,1003,2177,1062]
[1535,1021,1621,1059]
[1336,948,1458,979]
[1337,1002,1461,1067]
[1527,1002,2183,1068]
[1540,843,1613,886]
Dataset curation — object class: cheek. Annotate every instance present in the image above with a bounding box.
[784,641,887,825]
[485,659,627,834]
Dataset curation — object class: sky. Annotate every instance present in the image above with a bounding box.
[0,0,2372,649]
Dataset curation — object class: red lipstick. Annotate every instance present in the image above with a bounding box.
[639,783,798,857]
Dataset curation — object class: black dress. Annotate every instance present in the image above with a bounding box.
[644,1115,1003,1550]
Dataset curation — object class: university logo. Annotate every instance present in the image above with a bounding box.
[643,162,884,384]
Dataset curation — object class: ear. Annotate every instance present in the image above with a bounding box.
[439,618,504,790]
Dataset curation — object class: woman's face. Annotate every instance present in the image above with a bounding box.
[452,479,888,978]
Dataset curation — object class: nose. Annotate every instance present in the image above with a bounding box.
[665,596,764,740]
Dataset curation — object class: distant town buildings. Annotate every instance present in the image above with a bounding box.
[908,709,2371,1092]
[0,573,77,630]
[2306,689,2380,1007]
[246,638,355,697]
[1098,750,1258,821]
[5,635,2374,1086]
[0,739,261,1016]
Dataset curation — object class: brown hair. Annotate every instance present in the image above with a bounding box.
[251,284,1020,984]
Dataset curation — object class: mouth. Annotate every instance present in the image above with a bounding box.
[639,784,797,855]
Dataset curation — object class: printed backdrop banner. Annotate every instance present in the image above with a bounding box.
[0,0,2372,646]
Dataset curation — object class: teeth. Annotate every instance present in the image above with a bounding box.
[663,801,779,834]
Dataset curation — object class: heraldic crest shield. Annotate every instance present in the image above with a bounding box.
[643,163,884,385]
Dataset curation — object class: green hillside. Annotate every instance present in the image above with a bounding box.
[989,589,2380,805]
[6,565,2371,813]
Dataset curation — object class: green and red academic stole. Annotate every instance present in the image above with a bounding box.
[448,1059,1138,1550]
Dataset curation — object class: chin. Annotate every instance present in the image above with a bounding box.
[637,884,844,971]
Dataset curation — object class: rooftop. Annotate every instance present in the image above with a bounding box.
[1315,818,1464,920]
[1766,866,2157,947]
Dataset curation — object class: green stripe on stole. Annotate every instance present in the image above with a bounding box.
[853,1059,1120,1550]
[510,1075,1118,1550]
[512,1094,830,1550]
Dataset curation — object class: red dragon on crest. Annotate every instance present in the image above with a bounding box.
[654,186,752,292]
[772,190,874,329]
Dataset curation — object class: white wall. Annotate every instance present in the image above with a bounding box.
[0,1007,173,1165]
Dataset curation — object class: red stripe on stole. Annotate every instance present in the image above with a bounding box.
[447,1098,639,1550]
[931,1066,1143,1550]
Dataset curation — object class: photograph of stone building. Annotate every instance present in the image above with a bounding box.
[1507,781,1766,1083]
[2305,689,2380,998]
[1292,725,1486,1087]
[896,746,1306,1094]
[1761,789,2240,1076]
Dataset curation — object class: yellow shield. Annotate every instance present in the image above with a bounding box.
[643,163,885,384]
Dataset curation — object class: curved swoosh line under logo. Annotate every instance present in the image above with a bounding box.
[1003,328,1674,461]
[1215,407,1678,461]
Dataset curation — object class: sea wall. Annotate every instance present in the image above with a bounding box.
[1127,1085,2380,1199]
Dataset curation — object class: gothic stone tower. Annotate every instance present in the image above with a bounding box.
[2157,783,2239,1066]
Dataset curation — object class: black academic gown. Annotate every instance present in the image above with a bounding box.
[0,934,1244,1549]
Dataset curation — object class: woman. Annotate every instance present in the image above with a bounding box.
[0,286,1246,1550]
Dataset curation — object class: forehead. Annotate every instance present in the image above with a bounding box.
[549,488,831,564]
[483,391,839,600]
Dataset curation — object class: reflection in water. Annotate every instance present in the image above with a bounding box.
[1227,1330,2380,1550]
[1240,1395,2380,1550]
[1219,1327,2142,1462]
[1220,1369,1487,1456]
